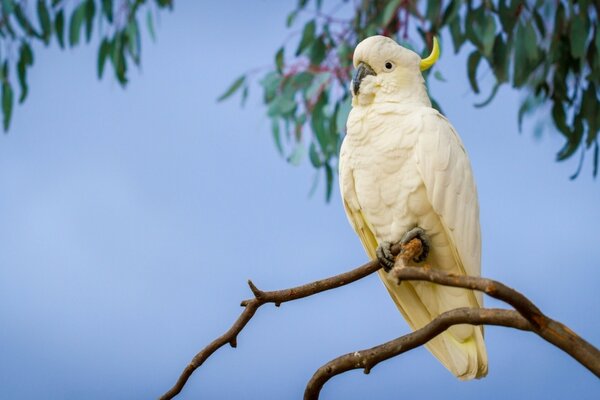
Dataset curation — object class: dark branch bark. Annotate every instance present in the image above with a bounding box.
[158,242,414,400]
[304,308,531,399]
[159,240,600,399]
[303,267,600,399]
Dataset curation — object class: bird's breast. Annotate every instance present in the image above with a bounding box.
[343,104,433,242]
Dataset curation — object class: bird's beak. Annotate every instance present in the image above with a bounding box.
[352,62,376,96]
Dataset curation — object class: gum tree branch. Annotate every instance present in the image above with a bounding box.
[304,267,600,399]
[159,240,421,400]
[160,239,599,399]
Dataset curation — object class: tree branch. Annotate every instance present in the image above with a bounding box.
[303,267,600,399]
[304,308,531,399]
[159,240,421,400]
[160,239,599,399]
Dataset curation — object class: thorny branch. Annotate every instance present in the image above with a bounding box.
[160,239,600,399]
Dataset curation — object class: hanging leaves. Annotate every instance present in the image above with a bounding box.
[0,0,173,132]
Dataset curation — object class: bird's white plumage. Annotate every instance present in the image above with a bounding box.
[339,36,487,379]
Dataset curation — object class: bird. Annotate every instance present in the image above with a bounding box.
[338,35,488,380]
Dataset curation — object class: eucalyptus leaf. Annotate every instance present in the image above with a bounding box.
[217,75,246,102]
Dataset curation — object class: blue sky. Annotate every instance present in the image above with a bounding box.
[0,1,598,399]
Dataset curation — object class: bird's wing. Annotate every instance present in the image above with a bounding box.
[414,109,482,305]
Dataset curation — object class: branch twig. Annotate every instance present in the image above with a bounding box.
[159,240,420,400]
[304,308,531,399]
[160,238,600,399]
[303,267,600,399]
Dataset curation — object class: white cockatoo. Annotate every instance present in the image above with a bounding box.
[339,35,488,379]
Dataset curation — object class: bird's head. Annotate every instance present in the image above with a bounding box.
[351,35,439,105]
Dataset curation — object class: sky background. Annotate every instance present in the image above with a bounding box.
[0,1,599,399]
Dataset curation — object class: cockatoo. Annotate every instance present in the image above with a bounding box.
[339,35,488,379]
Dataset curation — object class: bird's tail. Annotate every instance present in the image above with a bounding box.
[378,270,488,380]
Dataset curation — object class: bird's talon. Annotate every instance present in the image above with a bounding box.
[376,241,396,272]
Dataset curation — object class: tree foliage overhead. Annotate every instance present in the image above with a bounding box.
[220,0,600,200]
[0,0,172,131]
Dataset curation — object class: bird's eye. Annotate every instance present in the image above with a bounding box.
[384,61,394,71]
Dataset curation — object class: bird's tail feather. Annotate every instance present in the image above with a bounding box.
[379,270,488,379]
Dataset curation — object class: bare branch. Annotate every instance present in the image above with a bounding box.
[160,239,600,399]
[391,267,600,373]
[158,239,417,400]
[304,308,532,399]
[304,267,600,399]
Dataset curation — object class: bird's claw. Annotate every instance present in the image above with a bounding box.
[401,227,430,263]
[376,241,396,272]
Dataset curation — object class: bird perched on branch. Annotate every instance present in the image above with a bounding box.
[339,35,488,379]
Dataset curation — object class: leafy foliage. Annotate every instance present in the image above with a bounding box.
[0,0,172,131]
[221,0,600,199]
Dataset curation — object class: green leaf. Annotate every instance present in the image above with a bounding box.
[492,34,509,82]
[570,13,589,59]
[311,96,330,153]
[126,18,141,63]
[517,95,539,132]
[551,101,570,138]
[17,42,33,103]
[286,9,298,27]
[267,95,296,117]
[481,14,496,57]
[582,83,599,147]
[324,162,333,202]
[309,142,322,167]
[287,144,304,166]
[37,0,51,43]
[594,141,599,178]
[97,38,111,78]
[513,24,530,87]
[102,0,113,23]
[532,9,546,38]
[467,50,481,93]
[240,85,249,107]
[289,71,313,91]
[2,77,14,131]
[557,113,583,161]
[54,9,65,48]
[381,0,401,26]
[433,70,446,82]
[441,0,461,25]
[498,0,518,34]
[110,33,128,85]
[275,47,284,73]
[296,20,316,56]
[260,71,282,103]
[84,0,96,43]
[14,4,39,37]
[595,26,600,58]
[523,23,538,62]
[474,82,500,108]
[465,6,485,49]
[448,18,465,53]
[69,2,86,46]
[2,0,14,14]
[309,36,326,64]
[271,118,284,156]
[305,72,330,100]
[335,96,351,135]
[217,75,245,102]
[337,41,353,67]
[146,9,156,42]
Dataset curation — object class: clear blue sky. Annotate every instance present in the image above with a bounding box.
[0,2,598,399]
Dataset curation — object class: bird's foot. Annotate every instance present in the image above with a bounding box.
[401,227,430,263]
[376,241,396,272]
